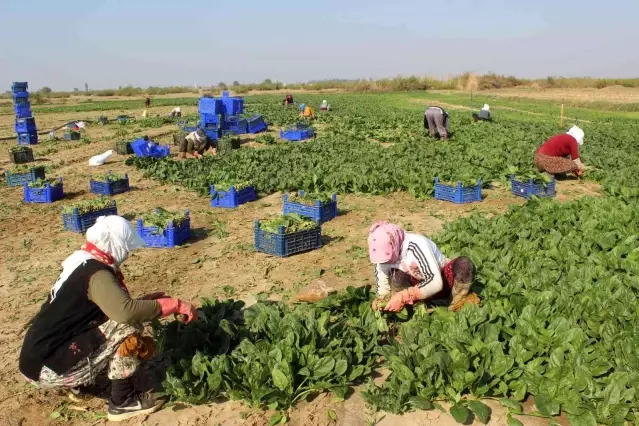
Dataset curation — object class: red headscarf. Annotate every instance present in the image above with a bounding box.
[82,242,129,294]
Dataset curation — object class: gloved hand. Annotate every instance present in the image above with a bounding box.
[140,292,166,300]
[157,298,198,324]
[384,287,420,312]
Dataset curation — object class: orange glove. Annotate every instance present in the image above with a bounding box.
[384,287,421,312]
[157,298,198,324]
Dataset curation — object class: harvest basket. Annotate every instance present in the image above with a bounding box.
[434,178,483,204]
[136,211,191,248]
[18,131,38,145]
[247,115,268,134]
[510,175,556,199]
[23,179,64,204]
[282,191,337,224]
[280,127,314,141]
[210,185,257,208]
[254,221,322,257]
[90,173,130,196]
[62,201,118,233]
[9,147,34,164]
[15,117,37,134]
[5,166,45,187]
[115,140,134,155]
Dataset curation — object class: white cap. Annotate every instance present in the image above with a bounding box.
[482,104,490,111]
[567,125,584,146]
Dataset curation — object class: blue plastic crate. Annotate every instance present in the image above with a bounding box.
[183,125,199,133]
[116,115,130,123]
[222,118,247,134]
[90,173,130,196]
[13,91,29,101]
[200,113,221,125]
[23,178,64,203]
[130,139,170,158]
[280,128,314,141]
[5,167,45,187]
[204,129,219,140]
[247,115,267,134]
[510,175,556,199]
[17,131,38,145]
[62,202,118,233]
[254,221,322,257]
[136,212,191,248]
[210,185,257,208]
[15,117,37,133]
[15,104,32,118]
[283,192,338,224]
[199,98,224,115]
[63,132,81,141]
[434,178,483,204]
[219,129,239,137]
[11,82,28,92]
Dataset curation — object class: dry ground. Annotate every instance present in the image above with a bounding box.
[0,100,601,426]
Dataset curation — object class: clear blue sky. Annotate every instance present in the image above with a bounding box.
[1,0,638,91]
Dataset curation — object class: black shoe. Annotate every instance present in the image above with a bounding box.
[107,394,163,422]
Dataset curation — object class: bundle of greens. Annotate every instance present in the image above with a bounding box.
[213,180,253,192]
[92,172,126,183]
[140,207,187,231]
[8,165,41,174]
[255,134,277,145]
[259,214,317,234]
[28,178,61,188]
[9,146,32,153]
[287,191,334,206]
[62,197,113,215]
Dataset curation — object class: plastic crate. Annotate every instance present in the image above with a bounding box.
[254,221,322,257]
[510,175,556,199]
[9,147,34,164]
[204,129,219,140]
[283,192,338,224]
[200,113,221,125]
[63,132,81,141]
[115,140,134,155]
[221,97,244,115]
[90,173,130,196]
[136,212,191,248]
[97,116,109,125]
[24,178,64,203]
[210,185,257,208]
[13,91,29,101]
[434,178,483,204]
[247,115,267,134]
[183,126,198,133]
[280,128,315,141]
[199,98,224,115]
[5,167,45,187]
[11,82,28,92]
[130,139,170,158]
[17,131,38,145]
[15,104,32,118]
[15,117,37,133]
[62,202,118,233]
[217,136,240,153]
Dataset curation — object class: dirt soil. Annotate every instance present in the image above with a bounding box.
[0,107,598,426]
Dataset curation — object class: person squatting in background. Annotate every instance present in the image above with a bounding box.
[473,104,491,121]
[424,106,449,139]
[19,216,198,422]
[178,129,215,159]
[535,125,586,177]
[367,222,479,312]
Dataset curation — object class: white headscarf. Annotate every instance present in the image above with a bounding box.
[482,104,490,111]
[50,216,144,301]
[567,125,584,145]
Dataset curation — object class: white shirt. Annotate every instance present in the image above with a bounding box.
[374,233,449,299]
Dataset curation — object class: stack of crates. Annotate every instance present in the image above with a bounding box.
[12,82,38,145]
[198,91,246,140]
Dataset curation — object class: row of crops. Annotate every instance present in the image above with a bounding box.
[130,94,638,424]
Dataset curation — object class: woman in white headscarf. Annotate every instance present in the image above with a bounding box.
[19,216,197,422]
[320,99,330,111]
[473,104,491,121]
[535,125,586,177]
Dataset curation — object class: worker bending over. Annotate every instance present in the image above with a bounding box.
[320,100,330,111]
[424,106,449,139]
[368,222,478,312]
[178,129,215,159]
[473,104,491,122]
[169,107,182,118]
[535,125,585,177]
[283,94,295,105]
[19,216,197,422]
[300,103,315,119]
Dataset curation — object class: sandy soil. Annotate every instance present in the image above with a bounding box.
[0,103,599,426]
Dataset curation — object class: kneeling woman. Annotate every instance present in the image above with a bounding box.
[535,125,585,177]
[19,216,197,422]
[367,222,477,312]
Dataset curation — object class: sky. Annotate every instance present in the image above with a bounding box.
[1,0,638,91]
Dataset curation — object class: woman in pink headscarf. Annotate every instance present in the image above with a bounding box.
[367,222,476,312]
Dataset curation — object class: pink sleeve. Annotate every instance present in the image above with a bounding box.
[569,138,579,160]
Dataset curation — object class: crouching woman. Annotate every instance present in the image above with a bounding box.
[19,216,197,422]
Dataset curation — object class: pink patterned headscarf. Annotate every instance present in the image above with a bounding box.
[368,222,405,264]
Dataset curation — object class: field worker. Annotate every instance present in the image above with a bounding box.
[19,216,197,422]
[169,107,182,118]
[300,104,315,119]
[424,106,449,139]
[178,129,215,159]
[145,96,151,108]
[535,125,585,177]
[320,100,330,111]
[367,222,479,312]
[472,104,491,122]
[282,94,295,105]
